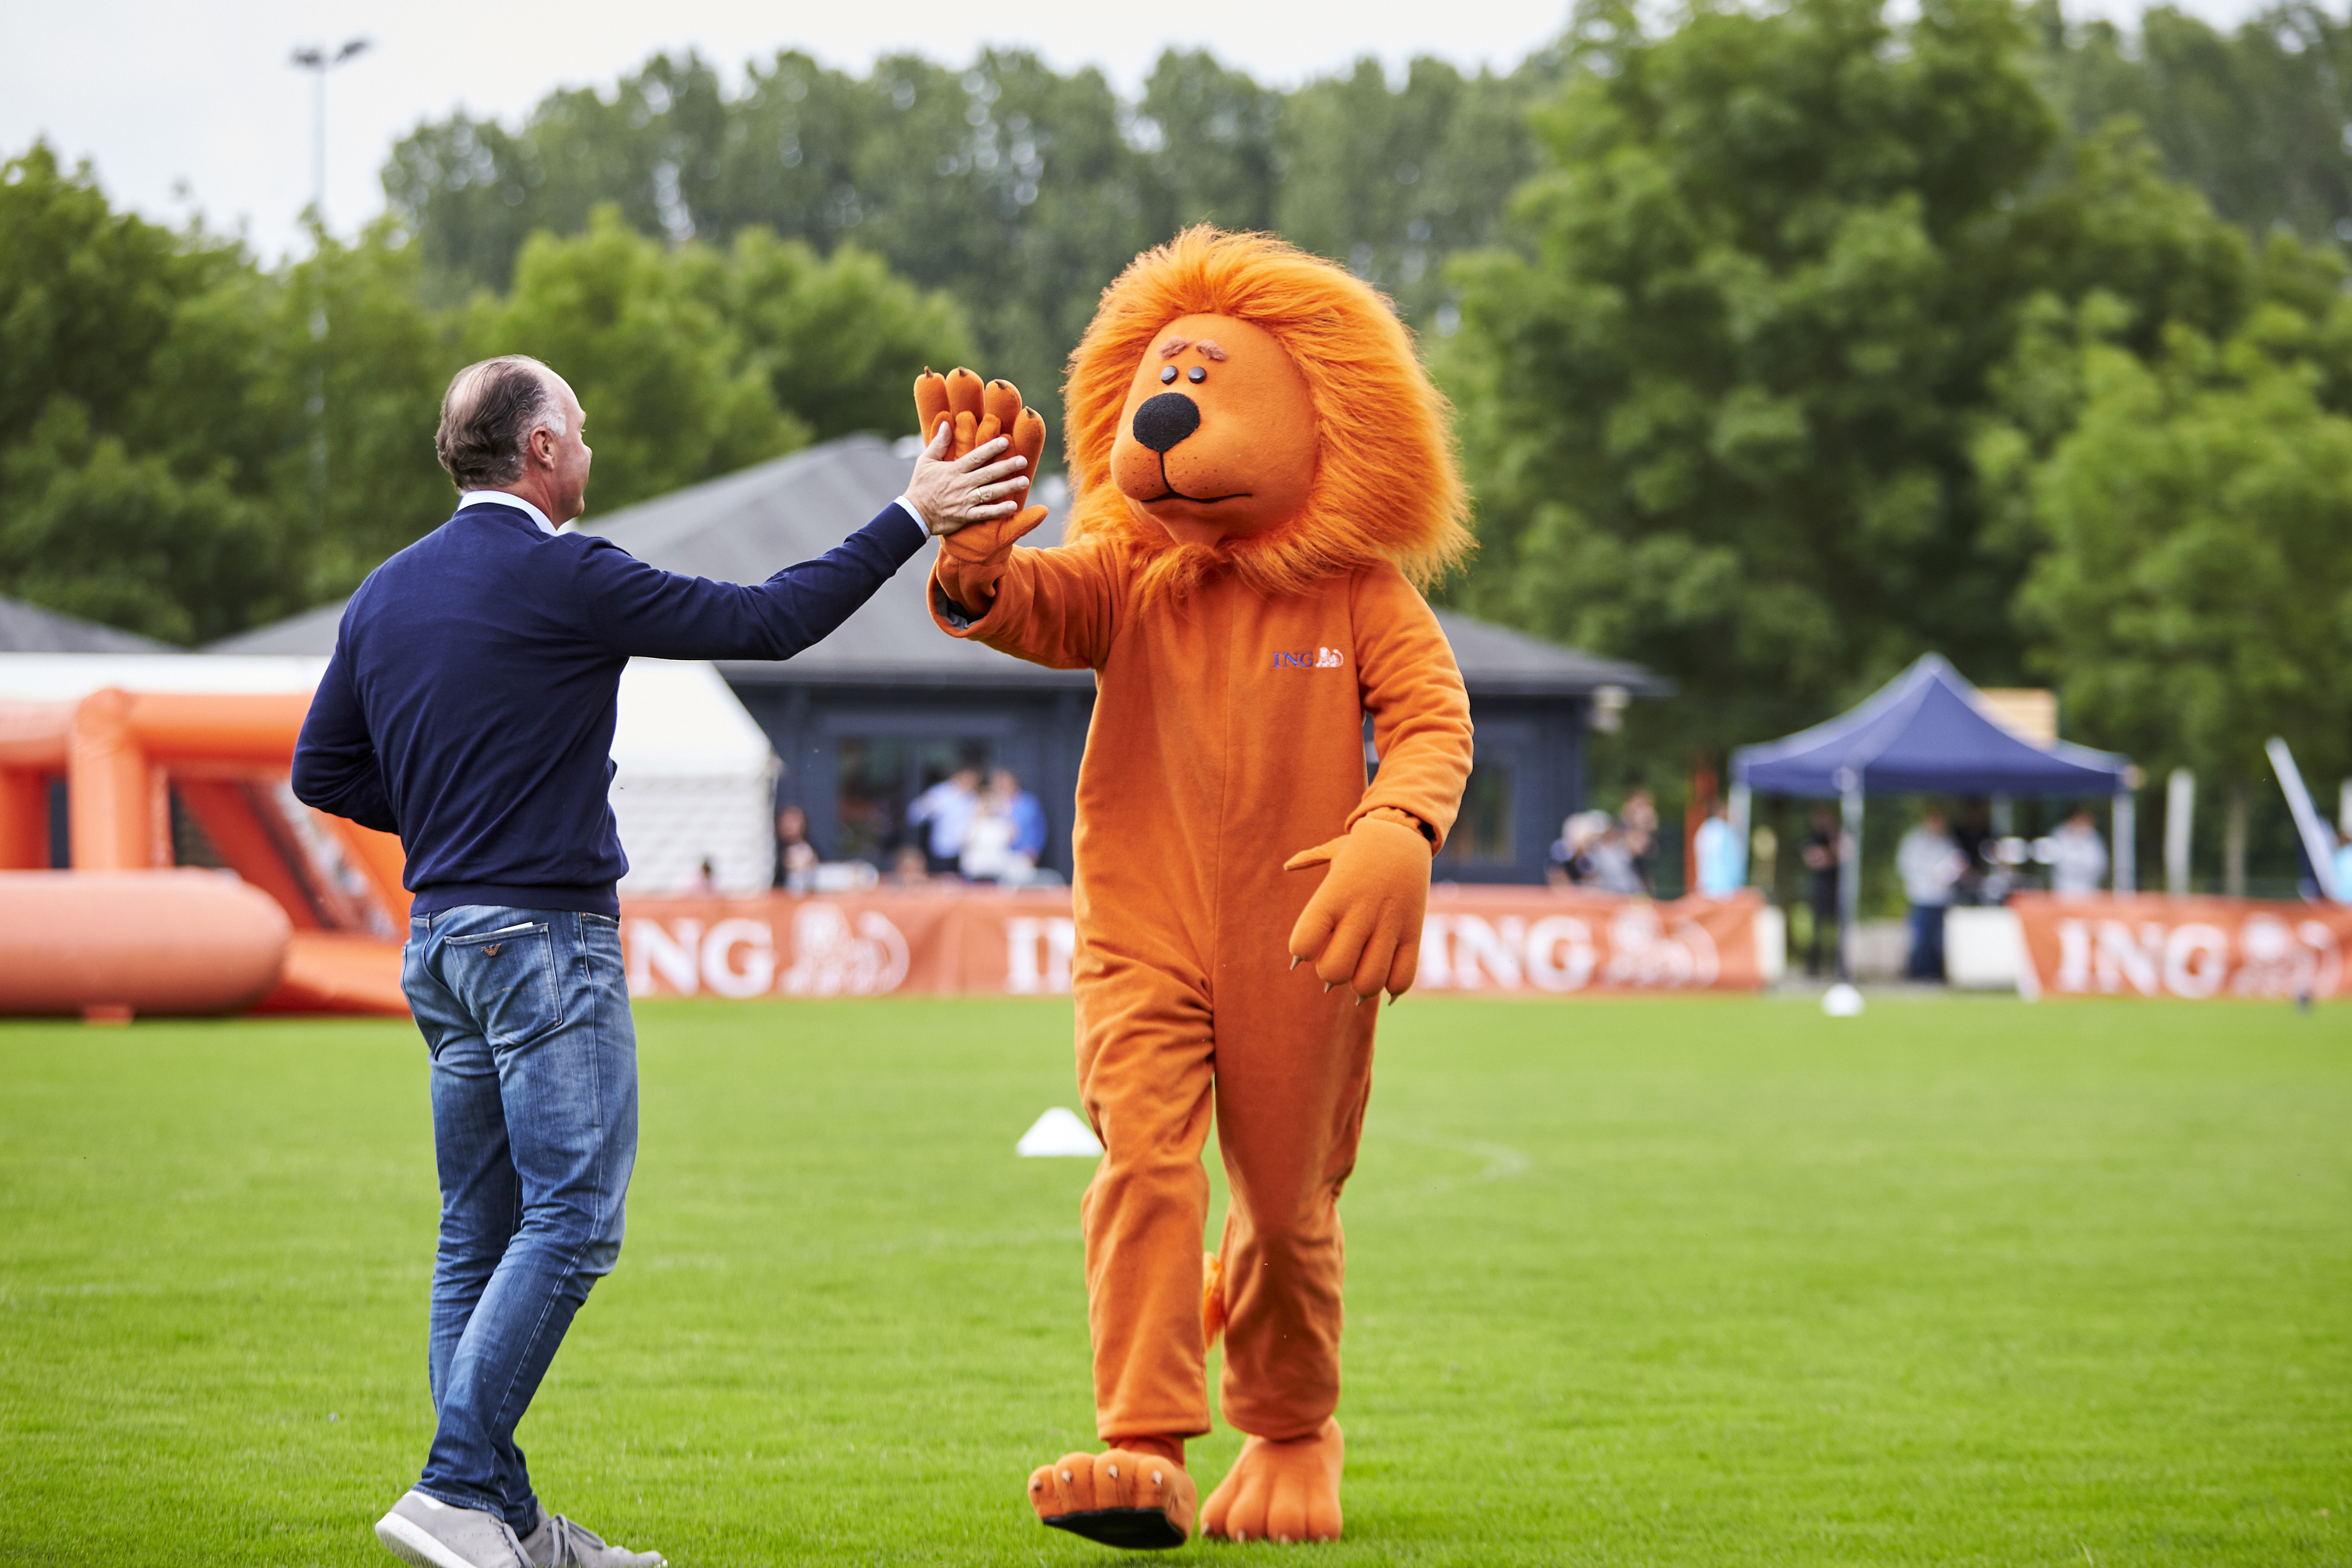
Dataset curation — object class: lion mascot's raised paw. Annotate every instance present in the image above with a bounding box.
[912,367,1048,612]
[1028,1446,1198,1551]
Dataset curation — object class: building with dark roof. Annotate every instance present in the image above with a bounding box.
[213,436,1668,883]
[0,594,180,655]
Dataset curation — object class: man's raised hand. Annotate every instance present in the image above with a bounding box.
[905,367,1042,537]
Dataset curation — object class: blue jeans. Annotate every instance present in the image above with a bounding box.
[1906,903,1948,982]
[402,906,638,1533]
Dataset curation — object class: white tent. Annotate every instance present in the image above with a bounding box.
[608,659,778,896]
[0,653,778,895]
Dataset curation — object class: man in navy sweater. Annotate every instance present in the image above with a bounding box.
[294,355,1029,1568]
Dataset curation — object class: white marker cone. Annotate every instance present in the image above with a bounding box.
[1017,1107,1103,1158]
[1822,982,1865,1018]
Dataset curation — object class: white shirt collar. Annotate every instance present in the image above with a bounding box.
[457,490,561,536]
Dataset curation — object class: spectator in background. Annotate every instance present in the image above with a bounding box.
[960,788,1019,882]
[1588,819,1647,895]
[883,844,932,888]
[906,765,981,875]
[1897,808,1967,981]
[1548,811,1604,887]
[960,769,1052,885]
[2047,807,2109,898]
[993,768,1048,867]
[1951,799,1993,904]
[1802,804,1843,976]
[1693,800,1746,896]
[1619,786,1660,892]
[771,804,821,893]
[2336,822,2352,901]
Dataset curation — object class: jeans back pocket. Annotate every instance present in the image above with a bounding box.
[443,922,565,1047]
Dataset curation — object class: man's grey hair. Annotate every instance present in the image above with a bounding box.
[435,356,567,489]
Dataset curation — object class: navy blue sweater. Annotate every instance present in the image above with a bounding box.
[292,499,924,917]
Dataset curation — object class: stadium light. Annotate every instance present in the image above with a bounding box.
[289,37,371,233]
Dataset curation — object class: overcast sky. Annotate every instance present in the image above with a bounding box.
[4,0,2277,262]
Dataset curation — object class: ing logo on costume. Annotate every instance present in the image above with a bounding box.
[1272,646,1347,670]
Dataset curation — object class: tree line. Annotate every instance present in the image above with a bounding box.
[2,0,2348,838]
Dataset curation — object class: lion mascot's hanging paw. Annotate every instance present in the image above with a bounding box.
[1202,1419,1345,1544]
[1029,1446,1198,1551]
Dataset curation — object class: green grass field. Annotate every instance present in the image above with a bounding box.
[2,995,2346,1566]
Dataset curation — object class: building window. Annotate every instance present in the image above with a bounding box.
[1437,759,1513,865]
[835,737,992,863]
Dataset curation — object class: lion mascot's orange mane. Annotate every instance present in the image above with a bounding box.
[1061,226,1474,602]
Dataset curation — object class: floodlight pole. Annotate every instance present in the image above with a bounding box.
[2110,786,2135,894]
[1836,767,1862,982]
[289,38,370,230]
[2164,768,2195,896]
[287,38,369,547]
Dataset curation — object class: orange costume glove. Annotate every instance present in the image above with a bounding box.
[914,366,1049,612]
[1283,808,1436,1002]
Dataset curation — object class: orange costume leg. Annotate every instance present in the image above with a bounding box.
[1028,949,1214,1549]
[1199,946,1373,1543]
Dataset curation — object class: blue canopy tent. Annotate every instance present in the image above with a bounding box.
[1730,655,2135,978]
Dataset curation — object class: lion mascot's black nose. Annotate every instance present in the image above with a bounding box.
[1131,392,1201,453]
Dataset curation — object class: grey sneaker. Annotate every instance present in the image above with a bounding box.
[519,1505,667,1568]
[375,1490,529,1568]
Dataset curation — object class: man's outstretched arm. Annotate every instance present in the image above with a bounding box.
[580,430,1031,662]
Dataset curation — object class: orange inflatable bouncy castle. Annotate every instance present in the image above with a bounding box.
[0,690,410,1017]
[920,228,1475,1548]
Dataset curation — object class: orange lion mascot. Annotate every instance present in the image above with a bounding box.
[916,226,1474,1549]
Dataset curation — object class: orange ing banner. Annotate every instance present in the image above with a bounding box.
[2010,892,2352,1001]
[616,887,1769,1000]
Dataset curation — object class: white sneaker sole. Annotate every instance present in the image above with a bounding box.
[376,1510,488,1568]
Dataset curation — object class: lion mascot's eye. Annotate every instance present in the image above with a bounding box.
[1159,365,1178,385]
[1188,366,1207,383]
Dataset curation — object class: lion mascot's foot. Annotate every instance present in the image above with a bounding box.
[1201,1419,1344,1544]
[1029,1445,1197,1551]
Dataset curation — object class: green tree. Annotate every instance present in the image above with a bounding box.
[0,398,294,644]
[465,208,805,514]
[379,44,1569,412]
[1134,50,1283,236]
[0,143,310,641]
[383,53,735,299]
[2032,0,2352,249]
[707,230,974,442]
[1276,53,1564,328]
[1440,0,2261,751]
[1996,280,2352,794]
[268,222,462,592]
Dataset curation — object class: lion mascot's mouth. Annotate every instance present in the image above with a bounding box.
[1124,392,1250,505]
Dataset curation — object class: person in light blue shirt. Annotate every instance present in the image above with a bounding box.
[994,767,1049,864]
[1693,800,1746,896]
[2334,822,2352,902]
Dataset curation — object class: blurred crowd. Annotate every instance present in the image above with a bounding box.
[1545,787,2143,985]
[769,766,1057,894]
[1545,787,1662,896]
